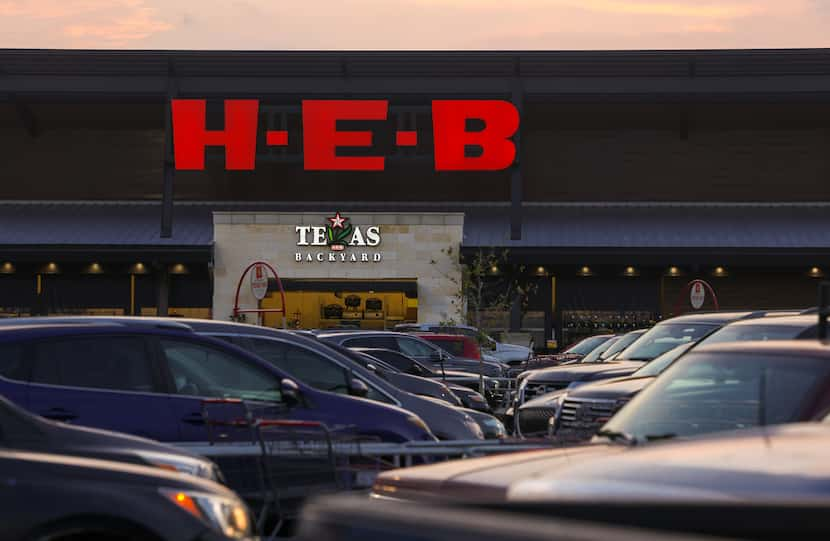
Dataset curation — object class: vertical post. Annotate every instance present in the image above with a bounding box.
[157,265,170,317]
[543,275,555,351]
[161,62,177,238]
[130,274,136,316]
[510,293,522,332]
[510,62,524,241]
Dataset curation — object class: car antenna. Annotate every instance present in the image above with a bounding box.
[818,281,830,342]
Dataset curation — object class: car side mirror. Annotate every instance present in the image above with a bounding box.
[349,378,370,398]
[366,363,378,372]
[280,378,301,407]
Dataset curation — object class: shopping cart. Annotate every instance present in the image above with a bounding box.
[200,398,386,538]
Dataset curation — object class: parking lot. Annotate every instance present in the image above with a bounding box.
[2,305,830,540]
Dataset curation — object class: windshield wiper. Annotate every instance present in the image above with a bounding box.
[595,428,638,446]
[644,433,677,442]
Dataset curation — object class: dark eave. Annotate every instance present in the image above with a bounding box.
[2,48,830,102]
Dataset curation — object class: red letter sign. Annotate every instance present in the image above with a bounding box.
[172,99,259,170]
[302,100,388,171]
[432,100,519,171]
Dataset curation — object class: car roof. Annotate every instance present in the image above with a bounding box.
[657,311,756,325]
[316,330,411,339]
[692,339,830,358]
[0,316,193,331]
[413,332,470,340]
[722,314,817,329]
[0,321,195,341]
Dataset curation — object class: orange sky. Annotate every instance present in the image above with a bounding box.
[2,0,829,49]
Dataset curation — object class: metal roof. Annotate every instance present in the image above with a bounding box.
[462,204,830,249]
[0,202,212,246]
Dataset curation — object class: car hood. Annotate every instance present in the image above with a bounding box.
[525,361,645,383]
[508,423,830,504]
[491,343,532,362]
[372,443,620,502]
[566,376,656,401]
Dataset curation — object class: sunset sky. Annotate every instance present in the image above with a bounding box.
[2,0,829,50]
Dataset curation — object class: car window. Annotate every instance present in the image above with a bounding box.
[160,339,281,402]
[603,352,830,441]
[368,350,420,372]
[0,343,26,381]
[632,342,695,377]
[244,338,351,395]
[430,339,465,357]
[618,323,718,362]
[564,336,612,356]
[579,337,619,363]
[396,337,438,359]
[598,331,645,361]
[32,336,154,393]
[342,336,398,349]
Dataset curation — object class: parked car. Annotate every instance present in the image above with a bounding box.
[0,394,223,482]
[371,336,830,503]
[556,334,617,361]
[508,422,830,505]
[547,313,823,440]
[175,320,485,441]
[416,333,483,361]
[596,339,830,445]
[349,347,493,412]
[514,312,757,409]
[347,350,506,438]
[346,350,464,407]
[394,322,532,364]
[316,330,507,377]
[0,448,255,540]
[0,320,436,445]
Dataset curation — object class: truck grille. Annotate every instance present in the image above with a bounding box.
[521,381,569,403]
[517,407,557,436]
[559,398,619,430]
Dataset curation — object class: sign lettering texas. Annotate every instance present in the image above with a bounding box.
[295,212,382,263]
[172,99,519,171]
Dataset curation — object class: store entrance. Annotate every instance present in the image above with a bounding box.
[261,278,418,330]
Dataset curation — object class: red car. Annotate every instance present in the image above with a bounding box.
[417,333,482,360]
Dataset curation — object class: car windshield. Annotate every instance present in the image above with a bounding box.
[602,351,830,443]
[565,335,613,356]
[697,324,808,345]
[631,342,696,377]
[597,331,646,361]
[618,323,718,362]
[579,336,620,363]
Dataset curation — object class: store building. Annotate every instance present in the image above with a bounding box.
[2,49,830,349]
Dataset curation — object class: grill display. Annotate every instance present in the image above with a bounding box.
[521,381,569,403]
[517,407,557,436]
[559,398,619,430]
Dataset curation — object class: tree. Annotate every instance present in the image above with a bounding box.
[434,246,537,331]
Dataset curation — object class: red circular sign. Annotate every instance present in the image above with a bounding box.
[250,263,268,300]
[690,282,706,309]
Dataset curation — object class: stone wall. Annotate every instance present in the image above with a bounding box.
[213,212,464,324]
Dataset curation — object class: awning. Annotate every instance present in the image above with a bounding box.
[462,203,830,265]
[0,202,213,262]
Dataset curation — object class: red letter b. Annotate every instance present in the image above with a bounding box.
[432,100,519,171]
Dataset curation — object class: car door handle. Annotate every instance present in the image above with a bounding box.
[40,408,78,422]
[181,413,206,425]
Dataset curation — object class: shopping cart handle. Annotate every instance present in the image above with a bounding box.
[257,420,325,428]
[201,398,244,404]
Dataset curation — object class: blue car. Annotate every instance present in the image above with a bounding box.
[0,321,436,444]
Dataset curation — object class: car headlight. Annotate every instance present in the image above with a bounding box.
[468,419,485,439]
[468,393,486,403]
[484,418,507,437]
[138,451,223,483]
[161,488,253,539]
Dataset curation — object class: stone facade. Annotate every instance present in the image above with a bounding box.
[213,212,464,324]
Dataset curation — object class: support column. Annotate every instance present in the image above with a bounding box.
[161,62,178,239]
[509,293,522,332]
[542,275,554,351]
[157,265,170,317]
[510,62,524,241]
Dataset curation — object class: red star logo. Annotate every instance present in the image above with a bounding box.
[328,212,347,229]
